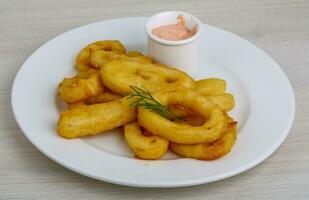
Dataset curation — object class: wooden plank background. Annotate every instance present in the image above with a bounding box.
[0,0,308,199]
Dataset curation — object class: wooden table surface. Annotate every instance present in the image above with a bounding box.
[1,0,308,199]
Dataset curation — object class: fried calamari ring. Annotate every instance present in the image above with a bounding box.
[195,78,226,95]
[170,118,237,160]
[127,51,143,57]
[68,101,86,109]
[193,79,234,111]
[167,105,205,126]
[90,50,124,68]
[169,91,235,112]
[124,122,169,160]
[125,51,152,63]
[76,40,126,71]
[138,89,227,144]
[68,89,121,110]
[206,94,235,112]
[86,89,122,104]
[57,98,136,138]
[90,50,152,69]
[101,60,194,94]
[58,69,104,103]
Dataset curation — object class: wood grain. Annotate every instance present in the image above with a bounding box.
[0,0,308,199]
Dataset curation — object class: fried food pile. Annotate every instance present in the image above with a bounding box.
[57,40,237,160]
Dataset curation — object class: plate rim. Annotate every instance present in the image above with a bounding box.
[11,17,295,188]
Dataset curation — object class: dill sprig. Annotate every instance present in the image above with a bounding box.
[126,86,183,120]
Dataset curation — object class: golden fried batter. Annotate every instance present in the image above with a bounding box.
[124,122,168,160]
[76,40,126,71]
[58,98,136,138]
[58,69,103,103]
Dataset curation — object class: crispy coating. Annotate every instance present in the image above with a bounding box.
[206,93,235,111]
[90,50,125,68]
[101,60,194,94]
[58,69,104,103]
[124,122,169,160]
[170,118,237,160]
[68,89,121,111]
[138,89,227,144]
[195,78,226,95]
[76,40,126,71]
[169,91,235,112]
[168,105,205,126]
[126,51,143,57]
[90,49,152,69]
[193,79,234,111]
[86,89,122,104]
[126,54,153,64]
[57,98,136,138]
[68,101,86,109]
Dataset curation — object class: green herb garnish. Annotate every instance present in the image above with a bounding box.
[126,86,183,120]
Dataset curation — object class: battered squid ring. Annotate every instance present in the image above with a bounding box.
[205,94,235,112]
[138,89,227,144]
[124,122,169,160]
[76,40,126,71]
[101,60,194,94]
[193,79,234,111]
[85,88,122,104]
[127,51,143,57]
[58,69,104,103]
[194,78,226,95]
[57,98,136,138]
[152,84,234,112]
[170,118,237,160]
[68,101,86,109]
[90,49,152,69]
[167,105,205,126]
[68,89,122,109]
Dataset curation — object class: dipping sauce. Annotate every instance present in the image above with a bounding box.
[152,15,197,41]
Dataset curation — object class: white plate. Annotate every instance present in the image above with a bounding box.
[11,17,295,188]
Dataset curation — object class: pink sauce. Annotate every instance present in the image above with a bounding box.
[152,15,197,41]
